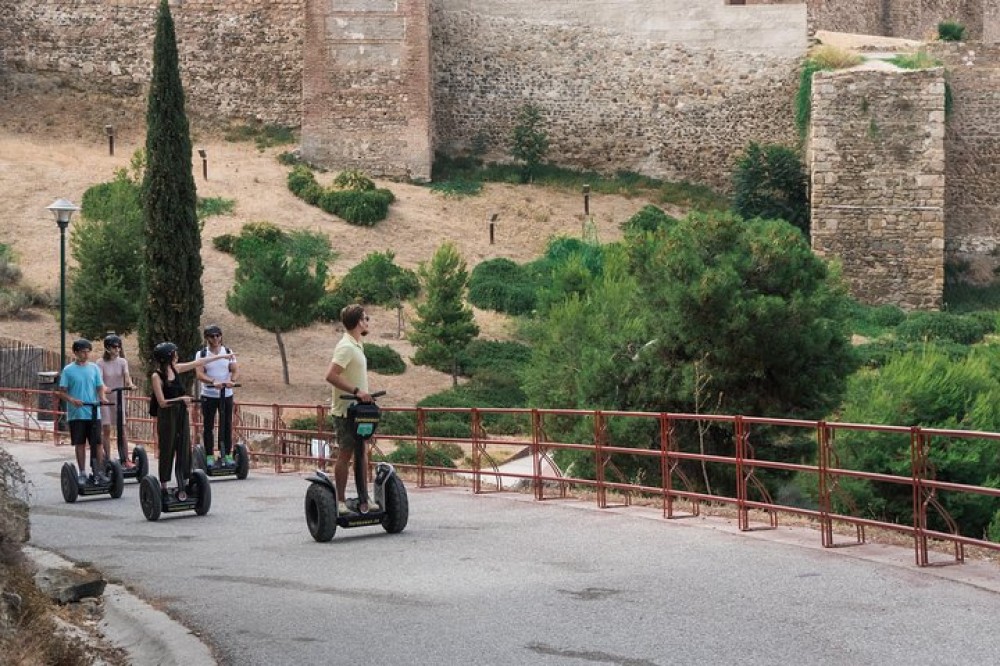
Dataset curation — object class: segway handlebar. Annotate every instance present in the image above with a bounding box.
[339,390,386,401]
[106,386,135,394]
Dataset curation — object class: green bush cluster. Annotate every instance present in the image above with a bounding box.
[315,251,420,323]
[621,204,678,235]
[382,441,458,469]
[365,343,406,375]
[287,165,395,226]
[467,258,537,315]
[895,311,995,345]
[938,21,966,42]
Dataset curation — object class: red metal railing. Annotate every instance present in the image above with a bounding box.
[3,386,999,567]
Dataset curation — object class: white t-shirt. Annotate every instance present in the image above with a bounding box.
[196,346,235,398]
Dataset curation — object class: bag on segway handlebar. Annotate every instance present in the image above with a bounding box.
[347,402,380,440]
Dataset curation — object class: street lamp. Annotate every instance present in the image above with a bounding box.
[197,148,207,180]
[47,198,79,374]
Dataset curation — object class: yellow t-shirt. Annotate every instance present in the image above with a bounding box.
[331,333,368,417]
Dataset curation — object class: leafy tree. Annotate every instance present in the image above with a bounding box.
[836,345,1000,539]
[67,171,144,338]
[510,104,549,183]
[409,242,479,385]
[733,142,809,238]
[334,251,419,335]
[139,0,203,379]
[226,233,330,384]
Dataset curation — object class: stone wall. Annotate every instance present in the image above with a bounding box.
[930,43,1000,279]
[0,0,303,126]
[301,0,433,180]
[431,1,806,191]
[810,68,946,310]
[806,0,993,42]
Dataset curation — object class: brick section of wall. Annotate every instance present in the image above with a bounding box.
[300,0,432,180]
[930,44,1000,277]
[431,8,801,192]
[0,0,303,126]
[811,68,946,310]
[806,0,992,42]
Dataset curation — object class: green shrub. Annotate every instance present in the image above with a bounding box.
[319,189,394,226]
[365,343,406,375]
[621,204,678,235]
[386,441,457,468]
[456,340,533,377]
[197,197,235,218]
[333,170,376,191]
[429,180,483,198]
[315,291,351,323]
[733,142,809,238]
[334,251,420,307]
[889,50,943,70]
[938,21,966,42]
[895,311,994,345]
[212,234,236,254]
[467,258,537,315]
[288,165,318,198]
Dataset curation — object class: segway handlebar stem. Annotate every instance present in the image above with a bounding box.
[338,390,386,401]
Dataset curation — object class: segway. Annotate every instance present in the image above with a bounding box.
[304,392,409,542]
[59,401,125,503]
[139,468,211,522]
[192,386,250,480]
[106,386,149,482]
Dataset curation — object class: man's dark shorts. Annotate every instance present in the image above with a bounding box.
[69,418,101,448]
[334,415,361,452]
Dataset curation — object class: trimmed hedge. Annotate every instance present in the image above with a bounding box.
[288,165,395,226]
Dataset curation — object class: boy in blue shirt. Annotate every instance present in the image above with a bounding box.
[56,339,107,485]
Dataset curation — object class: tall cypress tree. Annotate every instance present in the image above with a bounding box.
[139,0,203,382]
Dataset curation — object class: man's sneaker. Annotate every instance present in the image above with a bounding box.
[345,497,360,513]
[359,500,380,514]
[206,454,215,467]
[95,472,110,486]
[123,459,136,470]
[78,473,88,485]
[337,501,350,514]
[224,455,234,465]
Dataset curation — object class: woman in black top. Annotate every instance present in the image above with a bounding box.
[151,342,234,498]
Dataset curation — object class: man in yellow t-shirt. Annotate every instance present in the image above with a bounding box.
[324,304,375,513]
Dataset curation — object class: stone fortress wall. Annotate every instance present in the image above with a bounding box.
[1,0,1000,308]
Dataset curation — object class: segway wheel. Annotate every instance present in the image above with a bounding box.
[140,475,162,521]
[305,483,338,542]
[234,443,250,480]
[133,446,149,481]
[60,462,79,504]
[108,460,125,499]
[193,445,208,474]
[381,474,409,534]
[191,470,212,516]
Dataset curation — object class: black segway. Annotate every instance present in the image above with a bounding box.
[139,468,211,522]
[59,401,125,503]
[192,385,250,480]
[106,386,149,482]
[304,391,409,542]
[138,394,211,521]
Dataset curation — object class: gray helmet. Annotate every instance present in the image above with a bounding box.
[104,334,122,350]
[152,342,178,364]
[203,324,222,337]
[71,338,93,352]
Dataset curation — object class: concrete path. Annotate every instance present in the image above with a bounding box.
[7,439,1000,666]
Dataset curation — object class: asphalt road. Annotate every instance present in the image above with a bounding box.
[8,439,1000,666]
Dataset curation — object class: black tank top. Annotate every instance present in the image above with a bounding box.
[156,369,185,401]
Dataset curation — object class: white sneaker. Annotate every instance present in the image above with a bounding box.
[337,501,350,514]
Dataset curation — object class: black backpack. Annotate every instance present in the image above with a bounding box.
[347,402,381,440]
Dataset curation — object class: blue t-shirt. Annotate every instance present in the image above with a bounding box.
[59,362,104,422]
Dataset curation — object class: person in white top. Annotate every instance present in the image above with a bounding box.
[194,325,239,466]
[96,334,135,468]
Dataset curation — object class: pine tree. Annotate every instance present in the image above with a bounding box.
[139,0,204,381]
[410,242,479,386]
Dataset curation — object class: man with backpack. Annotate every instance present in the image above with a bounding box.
[194,325,239,467]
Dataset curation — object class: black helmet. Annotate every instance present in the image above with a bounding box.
[71,338,93,352]
[152,342,178,364]
[104,334,123,350]
[203,324,222,337]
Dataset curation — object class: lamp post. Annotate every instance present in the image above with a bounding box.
[47,198,79,374]
[198,148,207,180]
[104,125,115,156]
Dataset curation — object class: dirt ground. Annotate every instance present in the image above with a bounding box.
[0,89,653,409]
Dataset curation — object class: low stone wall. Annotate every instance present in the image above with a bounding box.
[810,68,946,310]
